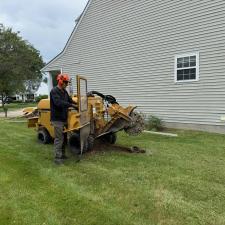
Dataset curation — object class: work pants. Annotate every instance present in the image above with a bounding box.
[51,121,67,159]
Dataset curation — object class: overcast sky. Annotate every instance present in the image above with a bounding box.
[0,0,89,94]
[0,0,88,63]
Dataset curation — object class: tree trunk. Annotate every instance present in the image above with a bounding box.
[4,107,8,118]
[1,93,8,118]
[1,93,3,108]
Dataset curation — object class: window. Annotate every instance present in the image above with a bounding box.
[175,52,199,82]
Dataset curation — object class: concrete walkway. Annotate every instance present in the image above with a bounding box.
[0,109,24,118]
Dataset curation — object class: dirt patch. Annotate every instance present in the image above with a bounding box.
[92,140,146,154]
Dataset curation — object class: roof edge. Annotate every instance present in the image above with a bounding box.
[41,0,93,72]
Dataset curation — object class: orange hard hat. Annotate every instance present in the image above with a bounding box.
[57,73,70,86]
[57,73,70,82]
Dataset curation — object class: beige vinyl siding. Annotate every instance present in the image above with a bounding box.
[43,0,225,126]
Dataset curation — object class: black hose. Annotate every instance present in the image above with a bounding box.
[104,95,118,104]
[87,91,105,99]
[87,91,119,104]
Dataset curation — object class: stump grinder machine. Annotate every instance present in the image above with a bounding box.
[24,75,145,155]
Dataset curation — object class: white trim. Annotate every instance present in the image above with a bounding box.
[144,130,178,137]
[41,0,93,72]
[47,72,53,94]
[174,52,199,83]
[47,68,62,92]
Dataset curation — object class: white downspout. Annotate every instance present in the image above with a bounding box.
[47,72,53,95]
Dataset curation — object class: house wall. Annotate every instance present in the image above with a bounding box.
[15,93,37,102]
[43,0,225,131]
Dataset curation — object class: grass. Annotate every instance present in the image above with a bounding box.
[0,119,225,225]
[0,102,36,112]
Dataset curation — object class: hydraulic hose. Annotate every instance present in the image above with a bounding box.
[87,91,118,104]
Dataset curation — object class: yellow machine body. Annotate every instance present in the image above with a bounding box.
[25,75,144,154]
[28,96,135,138]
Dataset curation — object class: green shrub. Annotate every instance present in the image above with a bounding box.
[148,115,163,131]
[25,99,35,103]
[12,100,23,103]
[35,95,48,103]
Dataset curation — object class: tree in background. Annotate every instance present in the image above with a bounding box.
[0,24,45,115]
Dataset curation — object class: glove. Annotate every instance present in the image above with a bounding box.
[71,104,78,110]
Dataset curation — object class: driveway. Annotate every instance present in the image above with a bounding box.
[0,109,24,118]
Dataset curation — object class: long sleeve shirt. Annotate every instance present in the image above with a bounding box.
[50,86,73,122]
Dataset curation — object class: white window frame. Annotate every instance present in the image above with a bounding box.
[174,52,199,83]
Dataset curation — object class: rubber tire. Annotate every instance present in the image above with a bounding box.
[37,128,51,144]
[104,133,117,144]
[85,135,95,152]
[68,133,81,155]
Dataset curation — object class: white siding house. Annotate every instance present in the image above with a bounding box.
[41,0,225,133]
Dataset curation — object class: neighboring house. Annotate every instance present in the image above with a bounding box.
[0,93,36,103]
[15,92,37,102]
[14,82,47,102]
[41,0,225,133]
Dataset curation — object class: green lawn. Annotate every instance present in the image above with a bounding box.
[0,119,225,225]
[0,102,36,112]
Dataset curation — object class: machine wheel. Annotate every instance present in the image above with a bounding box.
[38,128,51,144]
[85,135,95,152]
[68,132,81,155]
[103,133,117,144]
[68,133,95,154]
